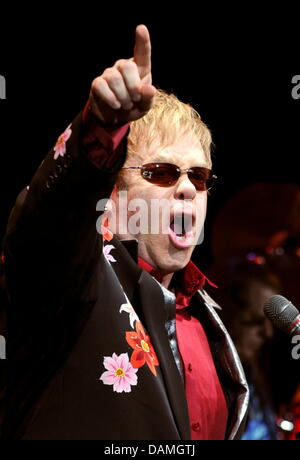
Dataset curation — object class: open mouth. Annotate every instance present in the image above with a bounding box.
[168,211,196,249]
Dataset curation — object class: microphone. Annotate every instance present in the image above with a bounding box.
[264,295,300,337]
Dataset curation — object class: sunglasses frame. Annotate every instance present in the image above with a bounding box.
[122,163,217,192]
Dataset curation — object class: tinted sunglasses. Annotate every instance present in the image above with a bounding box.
[122,163,217,192]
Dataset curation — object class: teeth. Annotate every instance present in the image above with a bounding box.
[170,212,194,242]
[172,214,193,235]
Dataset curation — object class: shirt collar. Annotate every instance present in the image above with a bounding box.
[138,257,217,309]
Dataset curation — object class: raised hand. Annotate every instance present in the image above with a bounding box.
[89,25,156,125]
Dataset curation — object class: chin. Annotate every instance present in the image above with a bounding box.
[156,251,192,275]
[139,235,194,274]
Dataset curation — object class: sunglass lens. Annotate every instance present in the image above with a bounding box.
[141,164,215,191]
[189,168,213,191]
[142,164,179,186]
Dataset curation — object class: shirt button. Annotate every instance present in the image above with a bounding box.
[188,363,193,372]
[192,422,201,432]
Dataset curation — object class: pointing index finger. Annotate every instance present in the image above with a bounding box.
[134,24,152,77]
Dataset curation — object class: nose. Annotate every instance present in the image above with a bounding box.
[174,173,197,200]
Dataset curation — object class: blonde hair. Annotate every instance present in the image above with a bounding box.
[118,89,213,189]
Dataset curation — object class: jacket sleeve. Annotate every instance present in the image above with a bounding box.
[4,111,128,318]
[2,111,130,439]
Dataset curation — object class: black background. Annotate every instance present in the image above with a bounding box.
[1,7,299,263]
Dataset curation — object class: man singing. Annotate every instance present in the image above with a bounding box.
[3,25,248,440]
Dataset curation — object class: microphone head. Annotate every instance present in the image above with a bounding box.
[264,295,300,335]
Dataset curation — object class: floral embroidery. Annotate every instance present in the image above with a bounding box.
[54,124,72,160]
[126,322,159,376]
[102,226,114,242]
[99,247,160,394]
[100,353,138,393]
[120,295,140,329]
[101,217,114,242]
[103,245,116,263]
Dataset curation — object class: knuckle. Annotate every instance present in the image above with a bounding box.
[101,67,111,76]
[115,59,126,68]
[102,67,113,78]
[120,60,135,73]
[91,76,106,93]
[106,68,121,84]
[91,77,101,92]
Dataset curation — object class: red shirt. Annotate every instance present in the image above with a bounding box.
[81,105,228,439]
[138,257,228,440]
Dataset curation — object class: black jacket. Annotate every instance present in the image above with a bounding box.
[3,113,249,440]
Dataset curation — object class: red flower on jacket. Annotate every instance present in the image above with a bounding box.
[126,322,159,376]
[101,216,114,242]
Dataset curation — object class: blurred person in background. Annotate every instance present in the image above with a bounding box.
[205,182,300,440]
[206,259,281,440]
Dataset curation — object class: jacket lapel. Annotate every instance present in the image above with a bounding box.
[108,238,142,303]
[193,290,249,440]
[108,238,190,439]
[138,271,191,440]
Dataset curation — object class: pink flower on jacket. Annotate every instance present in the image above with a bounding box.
[100,353,138,393]
[54,124,72,159]
[103,245,116,263]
